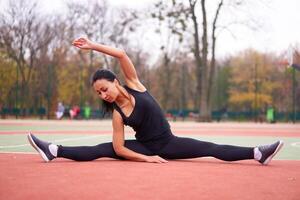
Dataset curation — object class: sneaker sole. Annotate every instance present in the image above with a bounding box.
[27,133,50,162]
[262,140,284,165]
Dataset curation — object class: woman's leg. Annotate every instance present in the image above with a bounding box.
[158,136,254,161]
[28,133,154,162]
[57,140,154,161]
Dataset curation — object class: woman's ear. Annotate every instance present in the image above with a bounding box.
[114,78,120,86]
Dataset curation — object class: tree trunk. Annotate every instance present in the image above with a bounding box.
[161,53,171,110]
[207,0,223,117]
[198,0,210,121]
[189,0,203,116]
[180,64,187,110]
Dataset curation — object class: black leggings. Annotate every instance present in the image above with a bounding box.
[57,136,254,161]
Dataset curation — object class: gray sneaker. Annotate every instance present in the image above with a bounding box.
[27,133,55,162]
[258,141,284,165]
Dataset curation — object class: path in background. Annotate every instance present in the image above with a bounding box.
[1,119,299,136]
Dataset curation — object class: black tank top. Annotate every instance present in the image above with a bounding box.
[113,85,173,143]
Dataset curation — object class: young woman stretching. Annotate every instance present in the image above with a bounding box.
[28,37,283,164]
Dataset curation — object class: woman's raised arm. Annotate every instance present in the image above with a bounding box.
[72,37,145,91]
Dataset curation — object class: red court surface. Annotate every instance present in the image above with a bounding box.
[0,153,299,200]
[1,121,299,199]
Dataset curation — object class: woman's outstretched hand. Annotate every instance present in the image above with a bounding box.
[72,37,94,50]
[144,155,168,164]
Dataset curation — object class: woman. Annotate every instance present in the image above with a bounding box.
[28,37,283,164]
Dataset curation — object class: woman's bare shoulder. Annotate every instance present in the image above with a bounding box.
[126,80,147,92]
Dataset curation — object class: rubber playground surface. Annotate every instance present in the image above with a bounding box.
[0,120,299,200]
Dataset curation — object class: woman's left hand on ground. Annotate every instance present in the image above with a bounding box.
[144,155,168,164]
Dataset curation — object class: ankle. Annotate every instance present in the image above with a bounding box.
[49,144,58,157]
[253,147,262,161]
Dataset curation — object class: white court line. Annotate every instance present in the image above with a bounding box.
[291,142,300,148]
[0,151,37,154]
[0,135,102,149]
[0,144,30,148]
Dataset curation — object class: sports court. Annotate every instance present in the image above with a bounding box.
[0,120,299,200]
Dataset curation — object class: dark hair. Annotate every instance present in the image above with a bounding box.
[91,69,119,114]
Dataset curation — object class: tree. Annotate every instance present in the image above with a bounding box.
[150,0,190,110]
[152,0,225,120]
[228,49,280,118]
[0,52,16,107]
[0,0,54,113]
[212,62,231,111]
[187,0,226,121]
[154,0,268,121]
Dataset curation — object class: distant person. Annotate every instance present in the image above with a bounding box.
[178,110,185,121]
[219,106,228,122]
[69,105,80,119]
[83,103,91,119]
[28,37,283,165]
[266,106,276,123]
[188,112,199,119]
[55,102,65,120]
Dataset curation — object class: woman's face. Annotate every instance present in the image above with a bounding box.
[93,79,120,103]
